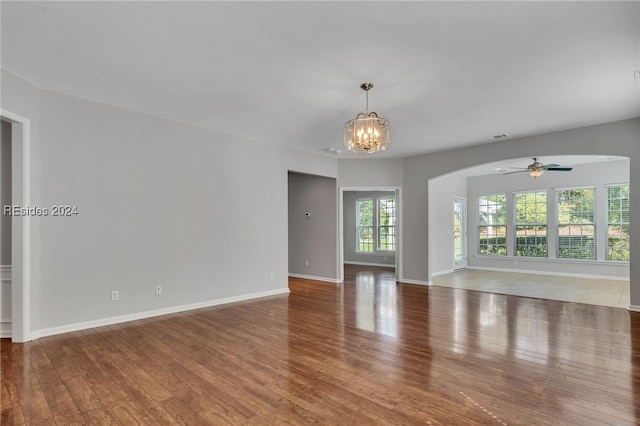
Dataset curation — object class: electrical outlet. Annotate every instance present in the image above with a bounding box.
[111,290,119,301]
[269,272,275,280]
[155,285,162,295]
[305,260,309,266]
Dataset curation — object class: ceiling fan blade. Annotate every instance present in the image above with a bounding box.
[543,163,560,168]
[503,170,526,175]
[508,167,527,170]
[546,167,573,171]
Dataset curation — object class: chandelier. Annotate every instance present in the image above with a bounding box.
[344,83,390,153]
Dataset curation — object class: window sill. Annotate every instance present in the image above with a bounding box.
[474,255,628,265]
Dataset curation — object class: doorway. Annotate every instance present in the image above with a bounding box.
[339,187,402,283]
[1,109,31,342]
[453,197,467,270]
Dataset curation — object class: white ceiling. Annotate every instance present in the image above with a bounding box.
[2,1,639,159]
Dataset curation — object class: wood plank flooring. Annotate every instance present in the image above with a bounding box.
[2,264,640,424]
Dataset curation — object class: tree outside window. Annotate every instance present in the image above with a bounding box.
[607,184,630,261]
[515,191,547,257]
[378,198,396,251]
[356,199,374,252]
[557,188,595,260]
[478,194,507,255]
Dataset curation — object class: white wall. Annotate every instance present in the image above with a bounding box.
[338,159,403,187]
[1,70,339,338]
[428,173,467,276]
[467,159,629,278]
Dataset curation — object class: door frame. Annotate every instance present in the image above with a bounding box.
[338,186,402,283]
[453,196,468,269]
[1,109,31,342]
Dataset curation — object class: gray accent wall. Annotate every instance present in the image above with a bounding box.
[1,120,11,265]
[288,172,338,281]
[343,190,395,266]
[467,159,630,277]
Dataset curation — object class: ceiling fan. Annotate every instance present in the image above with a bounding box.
[504,158,573,178]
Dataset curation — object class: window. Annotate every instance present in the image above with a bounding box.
[607,184,629,261]
[557,188,595,260]
[356,199,374,252]
[378,198,396,251]
[514,191,547,257]
[478,194,506,255]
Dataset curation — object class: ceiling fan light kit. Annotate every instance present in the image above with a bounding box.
[504,158,573,178]
[344,83,390,154]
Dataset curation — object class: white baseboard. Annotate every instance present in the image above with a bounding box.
[467,266,629,281]
[398,278,431,286]
[30,287,290,340]
[628,305,640,312]
[344,261,395,268]
[0,322,11,338]
[431,269,454,277]
[1,266,11,338]
[288,273,342,284]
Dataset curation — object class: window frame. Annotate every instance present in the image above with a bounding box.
[355,198,374,253]
[606,183,630,262]
[377,197,396,252]
[514,190,548,258]
[478,193,507,256]
[556,186,596,260]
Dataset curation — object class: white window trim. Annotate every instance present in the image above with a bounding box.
[555,186,596,260]
[355,198,374,253]
[605,183,630,262]
[513,190,548,258]
[376,197,396,252]
[478,193,507,256]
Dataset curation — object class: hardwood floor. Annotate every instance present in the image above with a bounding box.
[2,264,640,424]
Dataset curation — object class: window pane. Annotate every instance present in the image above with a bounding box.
[478,225,506,255]
[357,199,373,226]
[557,188,595,260]
[478,194,506,255]
[607,184,630,261]
[357,199,374,252]
[378,198,396,251]
[515,191,547,257]
[358,226,373,252]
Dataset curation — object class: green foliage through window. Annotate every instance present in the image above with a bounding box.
[357,199,373,252]
[478,194,506,255]
[607,185,630,261]
[557,188,595,260]
[356,197,396,253]
[515,191,547,257]
[378,198,396,251]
